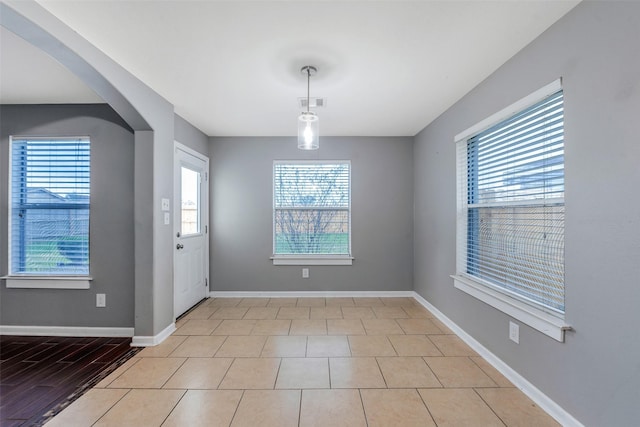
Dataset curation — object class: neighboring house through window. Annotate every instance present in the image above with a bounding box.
[452,80,571,341]
[8,137,90,280]
[272,161,352,265]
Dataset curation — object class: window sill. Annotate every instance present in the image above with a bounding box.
[451,274,572,342]
[271,256,353,266]
[2,276,92,289]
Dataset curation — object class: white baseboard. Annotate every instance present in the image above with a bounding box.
[209,290,415,298]
[0,325,134,337]
[131,322,176,347]
[411,291,583,427]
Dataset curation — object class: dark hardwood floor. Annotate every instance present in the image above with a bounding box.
[0,335,138,426]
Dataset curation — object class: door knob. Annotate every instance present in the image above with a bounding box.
[176,243,184,250]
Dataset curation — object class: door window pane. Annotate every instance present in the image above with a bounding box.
[181,166,200,235]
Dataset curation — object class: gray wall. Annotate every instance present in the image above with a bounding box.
[413,2,640,425]
[0,104,135,328]
[175,114,208,156]
[3,1,182,338]
[210,136,413,292]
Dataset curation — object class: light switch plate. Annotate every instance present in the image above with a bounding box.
[164,212,170,225]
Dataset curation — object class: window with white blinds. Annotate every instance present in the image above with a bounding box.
[455,83,565,318]
[273,161,351,261]
[10,137,90,275]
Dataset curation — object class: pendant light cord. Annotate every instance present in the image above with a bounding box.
[306,68,311,113]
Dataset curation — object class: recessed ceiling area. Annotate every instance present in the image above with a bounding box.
[2,1,580,137]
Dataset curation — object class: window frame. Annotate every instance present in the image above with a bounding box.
[451,80,571,342]
[271,160,353,266]
[4,136,92,289]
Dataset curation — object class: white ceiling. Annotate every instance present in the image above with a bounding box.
[1,1,579,137]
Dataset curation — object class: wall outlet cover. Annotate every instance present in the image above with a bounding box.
[96,293,106,308]
[509,321,520,344]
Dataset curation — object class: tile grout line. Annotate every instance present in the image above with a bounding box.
[216,356,235,389]
[420,356,445,389]
[357,388,370,427]
[272,357,283,390]
[100,356,142,388]
[374,357,389,389]
[157,357,188,389]
[90,388,132,427]
[211,334,230,357]
[473,387,509,427]
[388,335,398,356]
[463,356,499,388]
[228,389,245,426]
[468,355,512,388]
[297,388,303,427]
[423,334,445,357]
[415,387,439,427]
[158,389,188,427]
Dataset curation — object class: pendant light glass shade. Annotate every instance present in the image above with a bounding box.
[298,111,319,150]
[298,65,319,150]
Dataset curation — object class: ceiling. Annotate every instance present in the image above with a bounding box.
[1,1,580,137]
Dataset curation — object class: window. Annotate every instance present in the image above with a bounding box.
[9,137,90,278]
[453,80,570,341]
[273,161,352,265]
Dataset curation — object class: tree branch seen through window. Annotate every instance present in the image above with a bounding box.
[274,162,350,256]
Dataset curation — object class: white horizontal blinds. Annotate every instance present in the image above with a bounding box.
[274,162,350,255]
[465,90,565,314]
[10,138,90,275]
[470,90,565,204]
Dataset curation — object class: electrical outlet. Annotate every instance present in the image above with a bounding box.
[96,293,106,308]
[161,198,170,211]
[509,321,519,344]
[302,268,309,278]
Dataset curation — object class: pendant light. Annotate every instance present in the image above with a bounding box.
[298,65,319,150]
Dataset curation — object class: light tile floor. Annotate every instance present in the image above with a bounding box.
[46,297,560,426]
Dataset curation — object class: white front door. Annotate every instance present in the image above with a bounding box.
[174,143,209,318]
